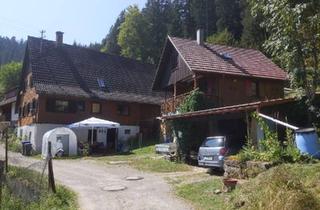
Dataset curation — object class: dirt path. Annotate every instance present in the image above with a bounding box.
[0,147,193,210]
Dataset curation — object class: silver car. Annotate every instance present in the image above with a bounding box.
[198,136,228,169]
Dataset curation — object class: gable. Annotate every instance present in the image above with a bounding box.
[153,36,288,91]
[153,40,192,90]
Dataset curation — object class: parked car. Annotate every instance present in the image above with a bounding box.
[198,136,237,169]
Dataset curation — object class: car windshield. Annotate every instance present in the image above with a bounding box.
[202,137,225,147]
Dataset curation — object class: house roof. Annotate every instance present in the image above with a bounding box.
[153,36,287,89]
[26,36,164,104]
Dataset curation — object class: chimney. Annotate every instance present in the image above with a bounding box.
[55,31,64,47]
[196,29,204,46]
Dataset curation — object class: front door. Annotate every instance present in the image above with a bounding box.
[88,129,97,144]
[107,128,116,152]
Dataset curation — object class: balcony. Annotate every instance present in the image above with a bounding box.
[161,92,219,114]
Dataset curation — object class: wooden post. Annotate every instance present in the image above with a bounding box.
[193,74,198,89]
[5,129,8,173]
[47,142,56,193]
[0,160,4,208]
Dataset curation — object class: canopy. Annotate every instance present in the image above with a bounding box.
[68,117,120,128]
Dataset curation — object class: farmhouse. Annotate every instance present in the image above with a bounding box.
[17,32,163,152]
[153,30,291,150]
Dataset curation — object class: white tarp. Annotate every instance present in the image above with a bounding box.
[42,127,77,158]
[68,117,120,128]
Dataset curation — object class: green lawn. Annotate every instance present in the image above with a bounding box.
[176,179,227,210]
[171,162,320,210]
[92,144,191,173]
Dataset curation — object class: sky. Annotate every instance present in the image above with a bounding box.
[0,0,147,45]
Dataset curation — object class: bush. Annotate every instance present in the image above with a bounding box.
[235,113,310,164]
[8,133,22,153]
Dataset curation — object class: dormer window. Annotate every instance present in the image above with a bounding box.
[97,78,106,88]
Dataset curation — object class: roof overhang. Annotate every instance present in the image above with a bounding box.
[161,97,296,120]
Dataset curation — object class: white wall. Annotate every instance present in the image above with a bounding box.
[118,125,140,142]
[18,124,140,153]
[18,123,65,152]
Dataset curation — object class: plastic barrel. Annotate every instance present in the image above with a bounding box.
[295,128,320,159]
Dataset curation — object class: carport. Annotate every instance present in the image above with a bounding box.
[161,98,296,150]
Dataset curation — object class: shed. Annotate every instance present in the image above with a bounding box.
[42,127,77,158]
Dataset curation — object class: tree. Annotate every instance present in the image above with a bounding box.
[249,0,320,121]
[118,5,150,62]
[190,0,217,38]
[206,29,237,46]
[142,0,173,64]
[101,11,125,55]
[0,62,22,95]
[239,0,267,50]
[0,36,26,66]
[215,0,243,40]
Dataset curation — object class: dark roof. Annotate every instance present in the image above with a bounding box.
[26,36,163,104]
[155,36,287,85]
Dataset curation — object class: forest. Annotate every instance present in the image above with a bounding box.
[101,0,262,65]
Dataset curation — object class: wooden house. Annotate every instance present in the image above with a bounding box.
[153,30,289,149]
[17,32,163,152]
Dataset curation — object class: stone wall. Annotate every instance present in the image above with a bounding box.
[224,159,273,179]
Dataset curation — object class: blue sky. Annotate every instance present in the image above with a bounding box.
[0,0,147,45]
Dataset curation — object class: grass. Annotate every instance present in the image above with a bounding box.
[3,166,78,210]
[169,172,227,210]
[171,162,320,210]
[229,163,320,210]
[93,143,191,173]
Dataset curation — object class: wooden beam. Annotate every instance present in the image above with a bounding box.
[193,74,197,89]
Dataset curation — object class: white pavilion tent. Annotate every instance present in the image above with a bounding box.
[68,117,120,144]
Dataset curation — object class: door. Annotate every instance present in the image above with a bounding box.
[107,128,116,152]
[56,134,69,155]
[88,129,97,144]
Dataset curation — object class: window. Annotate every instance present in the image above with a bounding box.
[124,129,131,135]
[46,99,81,113]
[27,103,31,115]
[31,99,37,114]
[117,104,129,116]
[202,137,225,147]
[91,103,101,113]
[76,101,85,112]
[246,81,259,98]
[55,100,69,112]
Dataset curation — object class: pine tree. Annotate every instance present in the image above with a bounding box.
[142,0,173,64]
[101,10,125,55]
[240,0,267,50]
[118,5,149,62]
[215,0,243,40]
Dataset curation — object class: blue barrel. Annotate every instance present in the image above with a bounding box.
[295,128,320,159]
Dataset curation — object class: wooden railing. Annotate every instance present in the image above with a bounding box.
[161,92,219,114]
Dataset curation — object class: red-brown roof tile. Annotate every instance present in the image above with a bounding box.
[169,36,287,80]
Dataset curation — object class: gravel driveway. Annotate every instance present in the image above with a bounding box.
[0,147,193,210]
